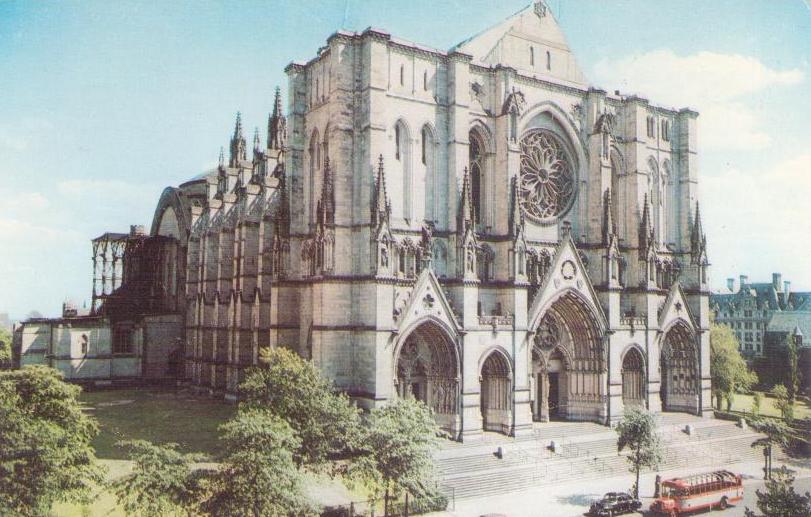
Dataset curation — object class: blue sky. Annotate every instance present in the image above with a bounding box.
[0,0,809,318]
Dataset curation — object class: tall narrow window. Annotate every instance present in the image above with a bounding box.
[530,46,535,67]
[469,131,484,224]
[395,125,401,161]
[423,70,428,91]
[400,65,404,86]
[546,51,551,71]
[421,127,427,165]
[509,109,518,141]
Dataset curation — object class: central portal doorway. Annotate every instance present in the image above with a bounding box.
[548,372,560,418]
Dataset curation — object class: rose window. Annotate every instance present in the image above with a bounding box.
[518,130,576,222]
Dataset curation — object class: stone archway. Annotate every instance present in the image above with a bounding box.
[395,321,460,434]
[660,323,699,414]
[621,347,645,408]
[530,291,605,423]
[480,350,512,434]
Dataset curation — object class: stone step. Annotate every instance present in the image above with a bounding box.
[438,427,767,500]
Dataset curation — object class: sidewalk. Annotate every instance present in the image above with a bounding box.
[428,458,811,517]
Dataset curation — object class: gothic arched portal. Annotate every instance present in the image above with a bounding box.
[395,321,459,434]
[621,347,645,408]
[530,291,605,423]
[660,323,699,414]
[480,350,512,433]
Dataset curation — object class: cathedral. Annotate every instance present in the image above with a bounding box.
[69,2,713,440]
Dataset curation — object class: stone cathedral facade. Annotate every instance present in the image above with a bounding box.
[143,2,712,440]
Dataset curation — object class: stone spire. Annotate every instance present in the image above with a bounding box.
[218,146,225,169]
[371,154,391,226]
[691,201,707,262]
[317,157,335,226]
[509,176,524,238]
[639,194,654,254]
[602,188,616,244]
[275,172,290,237]
[229,111,247,167]
[253,127,261,153]
[267,87,287,151]
[458,167,475,233]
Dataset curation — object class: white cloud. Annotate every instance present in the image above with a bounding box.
[592,50,804,151]
[0,191,50,215]
[702,153,811,289]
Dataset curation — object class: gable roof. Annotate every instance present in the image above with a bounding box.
[451,1,587,86]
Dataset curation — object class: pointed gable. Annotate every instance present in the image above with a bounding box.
[659,282,698,331]
[395,268,460,335]
[528,232,607,331]
[452,1,586,86]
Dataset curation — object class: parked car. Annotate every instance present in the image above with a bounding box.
[588,492,642,516]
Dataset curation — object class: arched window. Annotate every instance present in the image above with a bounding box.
[509,109,518,141]
[530,46,535,67]
[423,70,428,91]
[309,130,320,224]
[648,158,664,243]
[400,64,404,86]
[469,131,484,224]
[395,120,412,219]
[395,125,401,161]
[422,125,436,222]
[661,119,670,142]
[546,50,551,71]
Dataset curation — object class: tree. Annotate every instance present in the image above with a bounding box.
[199,409,317,517]
[787,333,800,404]
[747,416,795,480]
[349,398,442,515]
[711,323,757,411]
[745,466,811,517]
[238,347,360,469]
[0,327,11,369]
[772,384,794,422]
[752,392,762,416]
[616,407,663,498]
[112,440,201,516]
[0,366,105,516]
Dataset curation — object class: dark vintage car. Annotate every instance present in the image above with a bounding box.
[588,492,642,516]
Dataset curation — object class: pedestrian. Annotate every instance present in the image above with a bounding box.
[654,474,661,498]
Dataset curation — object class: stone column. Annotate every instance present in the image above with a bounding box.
[540,370,550,422]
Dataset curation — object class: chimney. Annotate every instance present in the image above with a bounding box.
[740,275,748,288]
[727,278,735,292]
[773,273,782,291]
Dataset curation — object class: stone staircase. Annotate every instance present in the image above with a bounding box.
[436,414,767,500]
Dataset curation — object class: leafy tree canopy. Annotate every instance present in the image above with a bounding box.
[112,440,202,517]
[711,323,757,410]
[616,407,663,498]
[350,397,441,502]
[745,466,811,517]
[0,327,12,368]
[0,366,105,516]
[199,409,318,517]
[238,347,361,468]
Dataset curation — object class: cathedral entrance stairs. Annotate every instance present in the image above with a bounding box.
[436,415,769,500]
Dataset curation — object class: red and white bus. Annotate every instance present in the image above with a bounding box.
[650,470,743,515]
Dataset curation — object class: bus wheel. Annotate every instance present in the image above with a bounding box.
[719,497,728,510]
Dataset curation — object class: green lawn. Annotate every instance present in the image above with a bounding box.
[51,387,236,517]
[81,387,236,461]
[728,391,811,420]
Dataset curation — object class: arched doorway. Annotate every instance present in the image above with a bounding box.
[395,322,459,434]
[621,347,645,408]
[660,323,698,414]
[480,351,512,433]
[531,291,605,423]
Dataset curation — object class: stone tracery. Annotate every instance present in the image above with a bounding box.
[518,129,576,222]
